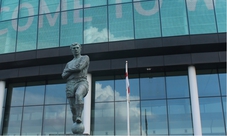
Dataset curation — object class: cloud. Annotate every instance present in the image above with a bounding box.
[84,26,133,43]
[94,82,154,135]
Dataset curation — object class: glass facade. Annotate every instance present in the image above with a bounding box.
[0,0,226,54]
[2,68,226,135]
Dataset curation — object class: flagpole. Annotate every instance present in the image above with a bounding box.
[126,61,130,136]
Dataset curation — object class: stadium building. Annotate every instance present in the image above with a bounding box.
[0,0,226,135]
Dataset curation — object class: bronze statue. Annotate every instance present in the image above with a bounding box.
[62,43,89,134]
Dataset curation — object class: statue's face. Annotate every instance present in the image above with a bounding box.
[71,44,81,56]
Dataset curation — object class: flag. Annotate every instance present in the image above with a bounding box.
[125,61,130,136]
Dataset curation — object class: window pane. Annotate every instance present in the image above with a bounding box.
[45,83,66,104]
[84,0,107,7]
[109,3,134,41]
[108,0,131,4]
[24,82,45,106]
[128,75,140,100]
[141,100,168,135]
[19,0,39,17]
[197,69,221,97]
[92,102,114,135]
[222,97,226,130]
[60,10,83,46]
[200,97,225,135]
[38,13,60,49]
[168,99,193,135]
[94,76,114,102]
[0,20,16,54]
[61,0,82,11]
[214,0,226,32]
[84,6,107,44]
[65,104,73,134]
[129,101,140,135]
[134,1,161,39]
[21,106,43,135]
[3,107,22,135]
[16,16,38,52]
[115,75,126,101]
[115,101,127,135]
[0,0,19,21]
[218,69,226,96]
[7,83,25,106]
[140,72,166,100]
[166,72,189,98]
[160,0,188,36]
[43,105,66,134]
[187,0,217,34]
[39,0,60,14]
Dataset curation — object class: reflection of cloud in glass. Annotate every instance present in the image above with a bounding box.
[84,26,133,43]
[95,82,154,135]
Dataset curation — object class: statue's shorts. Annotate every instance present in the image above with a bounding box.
[66,78,88,98]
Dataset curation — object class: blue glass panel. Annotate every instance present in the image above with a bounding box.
[187,0,217,34]
[0,20,17,54]
[222,97,226,130]
[115,101,126,135]
[3,107,22,135]
[197,69,221,97]
[128,76,140,100]
[115,76,126,101]
[0,0,19,21]
[21,106,43,135]
[8,85,25,106]
[167,99,193,135]
[140,72,166,100]
[84,0,107,7]
[92,102,114,135]
[134,1,161,39]
[19,0,39,17]
[109,3,134,41]
[94,76,114,102]
[218,69,226,96]
[16,16,38,52]
[24,82,45,105]
[61,0,82,11]
[84,6,107,44]
[141,100,168,135]
[45,83,66,104]
[108,0,132,4]
[39,0,60,14]
[200,97,225,135]
[38,13,60,49]
[60,10,83,46]
[160,0,188,36]
[43,105,66,134]
[166,72,189,98]
[214,0,226,32]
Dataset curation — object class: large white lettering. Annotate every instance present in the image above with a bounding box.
[0,7,10,35]
[12,3,34,31]
[39,0,60,28]
[186,0,214,11]
[134,0,162,16]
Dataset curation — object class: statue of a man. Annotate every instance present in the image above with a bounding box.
[62,43,89,124]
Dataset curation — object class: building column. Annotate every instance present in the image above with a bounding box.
[188,66,202,135]
[83,74,92,135]
[0,81,6,134]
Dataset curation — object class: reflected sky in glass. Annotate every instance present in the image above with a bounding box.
[167,99,193,135]
[21,106,43,135]
[141,100,168,135]
[43,105,66,134]
[24,84,45,105]
[199,97,225,135]
[3,107,22,135]
[45,83,66,104]
[197,70,221,97]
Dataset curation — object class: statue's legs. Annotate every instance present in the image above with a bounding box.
[74,85,87,123]
[68,98,77,123]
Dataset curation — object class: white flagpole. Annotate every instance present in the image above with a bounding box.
[126,61,130,136]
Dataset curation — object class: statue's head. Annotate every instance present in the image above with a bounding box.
[70,43,82,56]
